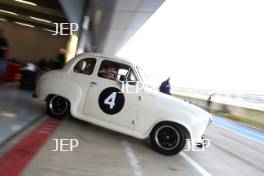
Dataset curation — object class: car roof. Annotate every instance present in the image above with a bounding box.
[77,53,132,64]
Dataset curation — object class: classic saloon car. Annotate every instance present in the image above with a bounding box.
[35,53,211,155]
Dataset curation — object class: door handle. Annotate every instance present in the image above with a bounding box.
[90,81,97,86]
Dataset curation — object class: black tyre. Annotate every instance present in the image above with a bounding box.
[150,122,187,156]
[47,95,70,118]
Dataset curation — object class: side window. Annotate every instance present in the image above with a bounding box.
[117,68,128,81]
[73,58,96,75]
[98,60,137,84]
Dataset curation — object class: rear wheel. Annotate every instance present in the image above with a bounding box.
[150,122,187,156]
[47,95,70,118]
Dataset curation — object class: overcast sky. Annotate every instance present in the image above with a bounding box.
[117,0,264,94]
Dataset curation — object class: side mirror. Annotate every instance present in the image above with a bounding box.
[119,75,126,83]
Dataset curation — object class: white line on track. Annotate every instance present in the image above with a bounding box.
[122,140,144,176]
[180,152,212,176]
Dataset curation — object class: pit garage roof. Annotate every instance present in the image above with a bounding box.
[0,0,67,31]
[60,0,165,54]
[0,0,165,55]
[90,0,165,54]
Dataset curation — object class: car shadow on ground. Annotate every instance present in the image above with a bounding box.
[58,114,152,150]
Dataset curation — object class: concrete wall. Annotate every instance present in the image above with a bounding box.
[0,21,68,63]
[174,93,264,124]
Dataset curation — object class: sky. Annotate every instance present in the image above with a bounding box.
[117,0,264,94]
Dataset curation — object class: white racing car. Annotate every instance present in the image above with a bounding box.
[34,53,211,155]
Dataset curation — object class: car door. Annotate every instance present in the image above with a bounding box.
[83,59,142,131]
[68,58,97,114]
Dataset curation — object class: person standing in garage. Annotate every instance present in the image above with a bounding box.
[0,29,9,79]
[54,48,66,69]
[159,77,171,95]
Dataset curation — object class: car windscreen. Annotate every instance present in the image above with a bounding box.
[136,66,152,87]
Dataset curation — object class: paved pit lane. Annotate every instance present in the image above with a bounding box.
[2,115,260,176]
[0,84,45,145]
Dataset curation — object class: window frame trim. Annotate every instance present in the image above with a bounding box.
[72,58,97,76]
[97,59,139,83]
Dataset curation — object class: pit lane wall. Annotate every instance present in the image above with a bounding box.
[174,93,264,129]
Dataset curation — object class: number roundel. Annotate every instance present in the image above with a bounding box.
[98,87,125,115]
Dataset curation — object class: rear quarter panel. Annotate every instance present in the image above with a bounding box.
[36,71,83,115]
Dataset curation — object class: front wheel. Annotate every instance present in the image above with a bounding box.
[47,95,70,118]
[150,122,187,156]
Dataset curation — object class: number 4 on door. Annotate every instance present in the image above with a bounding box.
[104,92,117,109]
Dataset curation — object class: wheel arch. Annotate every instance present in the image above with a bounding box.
[46,93,71,104]
[43,81,83,114]
[45,94,70,104]
[148,120,192,140]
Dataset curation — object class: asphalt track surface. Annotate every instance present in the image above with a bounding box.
[0,115,262,176]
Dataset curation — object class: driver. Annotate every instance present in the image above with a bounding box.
[98,65,117,80]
